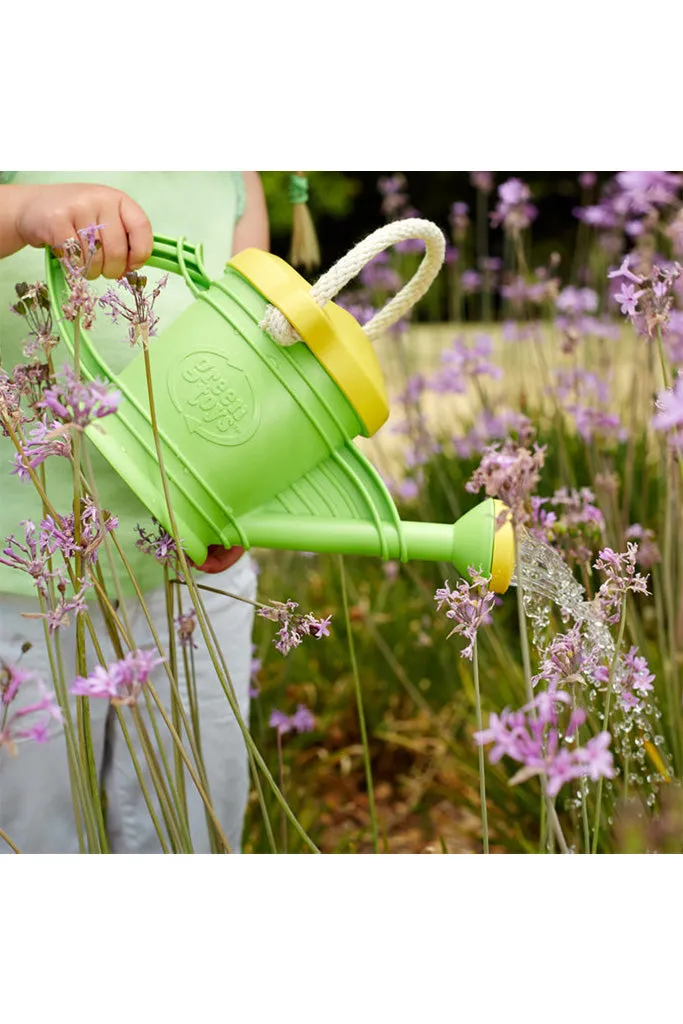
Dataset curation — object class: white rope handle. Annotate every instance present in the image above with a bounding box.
[260,218,446,346]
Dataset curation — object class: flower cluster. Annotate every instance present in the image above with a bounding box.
[434,568,495,659]
[609,254,681,338]
[624,524,661,569]
[475,690,614,798]
[500,271,557,310]
[176,609,198,649]
[58,228,103,328]
[249,644,261,699]
[429,334,502,395]
[466,437,546,526]
[449,202,470,242]
[10,282,59,359]
[135,519,178,568]
[257,599,332,656]
[594,543,650,624]
[593,645,655,712]
[652,376,683,448]
[531,487,605,565]
[71,648,164,706]
[0,679,63,752]
[12,417,72,480]
[490,178,538,236]
[0,500,116,603]
[533,625,598,689]
[453,409,532,460]
[269,704,316,736]
[99,271,169,347]
[470,172,493,194]
[39,365,121,428]
[377,174,410,221]
[575,173,682,240]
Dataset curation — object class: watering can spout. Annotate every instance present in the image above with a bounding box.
[221,498,514,594]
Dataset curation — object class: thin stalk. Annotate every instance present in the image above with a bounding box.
[164,568,189,829]
[472,638,489,854]
[192,588,278,854]
[339,555,379,854]
[277,729,287,853]
[0,827,21,853]
[655,326,671,390]
[140,344,318,852]
[592,593,627,854]
[131,705,194,852]
[115,708,171,853]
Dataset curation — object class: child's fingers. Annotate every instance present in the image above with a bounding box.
[44,215,80,257]
[96,208,129,280]
[119,195,153,272]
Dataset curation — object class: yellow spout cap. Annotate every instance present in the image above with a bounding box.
[490,499,515,594]
[228,249,389,436]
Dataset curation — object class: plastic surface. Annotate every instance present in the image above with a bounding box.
[43,234,513,593]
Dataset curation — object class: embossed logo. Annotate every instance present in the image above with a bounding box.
[168,351,259,446]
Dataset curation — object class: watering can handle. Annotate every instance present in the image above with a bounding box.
[260,218,446,346]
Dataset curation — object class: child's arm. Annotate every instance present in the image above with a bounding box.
[0,182,153,278]
[232,172,270,255]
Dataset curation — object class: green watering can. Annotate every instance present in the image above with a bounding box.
[44,218,514,593]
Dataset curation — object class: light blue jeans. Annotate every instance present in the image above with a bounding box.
[0,557,256,854]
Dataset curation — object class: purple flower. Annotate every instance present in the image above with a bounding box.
[625,524,661,569]
[1,662,33,705]
[310,615,332,638]
[490,178,537,236]
[434,567,496,659]
[475,698,614,799]
[135,520,178,568]
[470,172,493,193]
[594,544,650,623]
[466,439,546,526]
[249,644,261,699]
[0,682,63,752]
[461,270,482,294]
[176,609,198,649]
[614,282,644,316]
[38,365,121,428]
[573,204,618,229]
[429,334,501,394]
[99,271,169,347]
[71,649,163,706]
[10,281,59,359]
[11,417,72,480]
[269,703,315,736]
[257,600,332,656]
[0,520,55,597]
[573,732,615,784]
[579,172,597,190]
[653,378,683,433]
[556,286,598,316]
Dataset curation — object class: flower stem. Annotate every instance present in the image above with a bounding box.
[472,639,489,854]
[0,826,21,853]
[339,555,380,854]
[140,343,318,852]
[655,326,671,390]
[592,593,627,854]
[276,729,287,853]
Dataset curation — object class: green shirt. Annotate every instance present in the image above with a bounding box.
[0,171,245,597]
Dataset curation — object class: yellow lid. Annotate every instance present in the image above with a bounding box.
[228,249,389,436]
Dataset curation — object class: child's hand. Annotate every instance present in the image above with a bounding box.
[10,183,153,279]
[194,545,246,574]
